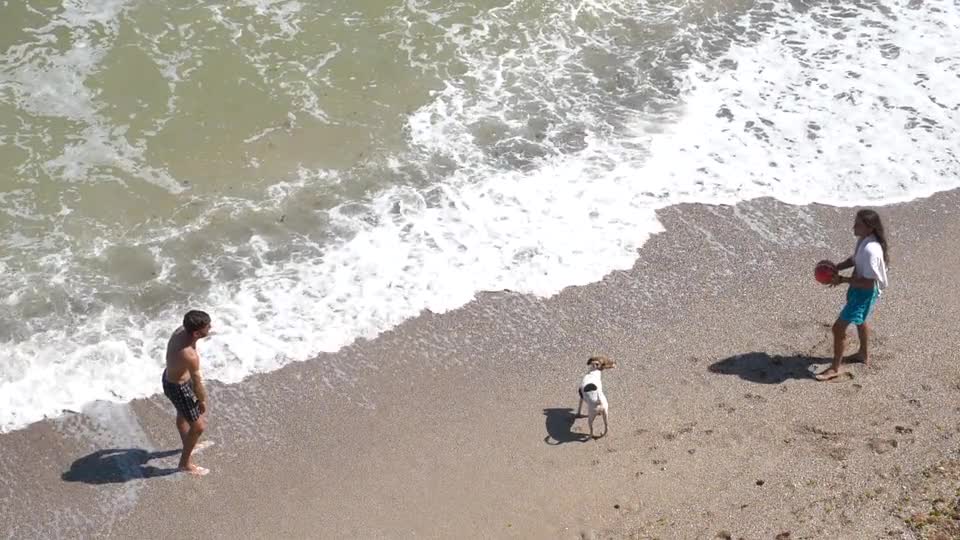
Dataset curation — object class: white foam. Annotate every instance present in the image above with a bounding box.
[1,0,959,432]
[630,0,960,207]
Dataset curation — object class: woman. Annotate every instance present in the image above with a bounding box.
[816,209,889,382]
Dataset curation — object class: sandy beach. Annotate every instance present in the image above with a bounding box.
[4,189,960,539]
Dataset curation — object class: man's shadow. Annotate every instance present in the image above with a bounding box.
[708,352,832,384]
[62,448,181,484]
[543,408,590,445]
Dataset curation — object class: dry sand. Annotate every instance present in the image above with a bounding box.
[3,190,960,539]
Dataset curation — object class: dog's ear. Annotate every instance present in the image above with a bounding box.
[588,356,614,369]
[594,356,616,370]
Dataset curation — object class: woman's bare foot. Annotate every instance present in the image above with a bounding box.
[815,367,844,381]
[179,463,210,476]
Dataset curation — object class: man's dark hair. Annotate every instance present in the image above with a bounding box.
[183,310,211,333]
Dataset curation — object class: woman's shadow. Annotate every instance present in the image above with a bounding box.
[62,448,181,484]
[543,408,590,445]
[708,352,832,384]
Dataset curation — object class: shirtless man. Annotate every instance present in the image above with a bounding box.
[162,310,212,476]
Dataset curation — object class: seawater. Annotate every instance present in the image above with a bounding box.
[1,0,958,432]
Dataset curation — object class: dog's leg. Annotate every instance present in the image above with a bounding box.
[601,410,608,437]
[588,411,596,439]
[576,397,583,419]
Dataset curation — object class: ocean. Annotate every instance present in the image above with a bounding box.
[1,0,958,432]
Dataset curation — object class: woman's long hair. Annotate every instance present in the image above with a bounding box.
[857,209,889,263]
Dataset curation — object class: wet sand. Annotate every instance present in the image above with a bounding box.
[3,189,960,539]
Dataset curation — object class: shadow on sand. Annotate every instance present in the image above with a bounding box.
[708,352,835,384]
[543,407,590,445]
[62,448,181,484]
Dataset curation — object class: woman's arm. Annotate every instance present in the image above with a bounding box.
[835,257,854,271]
[833,274,875,288]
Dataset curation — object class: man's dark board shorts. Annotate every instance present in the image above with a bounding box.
[162,370,201,422]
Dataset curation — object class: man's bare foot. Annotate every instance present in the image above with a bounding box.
[815,368,844,381]
[179,463,210,476]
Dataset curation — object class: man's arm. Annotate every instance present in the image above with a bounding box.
[185,349,209,405]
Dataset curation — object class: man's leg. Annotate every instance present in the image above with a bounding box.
[178,415,207,475]
[176,414,189,447]
[817,319,849,381]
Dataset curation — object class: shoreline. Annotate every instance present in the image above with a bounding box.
[4,189,960,538]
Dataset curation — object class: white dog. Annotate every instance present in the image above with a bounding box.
[577,356,616,439]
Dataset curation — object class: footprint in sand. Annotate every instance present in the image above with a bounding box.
[867,438,898,455]
[798,424,842,442]
[828,446,851,462]
[717,403,736,414]
[840,383,863,396]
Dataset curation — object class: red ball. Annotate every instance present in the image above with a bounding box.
[814,260,836,284]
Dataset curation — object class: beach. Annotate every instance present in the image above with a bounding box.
[3,189,960,539]
[3,0,960,538]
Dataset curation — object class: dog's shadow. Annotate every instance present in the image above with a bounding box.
[708,352,833,384]
[543,408,590,445]
[62,448,181,484]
